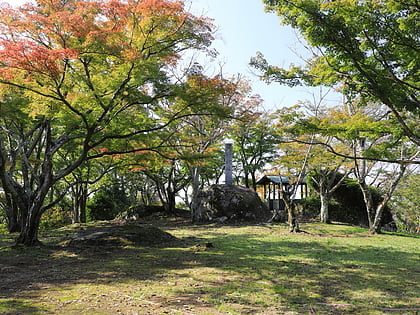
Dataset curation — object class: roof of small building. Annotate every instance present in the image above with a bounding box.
[256,175,290,185]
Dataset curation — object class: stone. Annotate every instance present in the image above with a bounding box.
[193,184,270,223]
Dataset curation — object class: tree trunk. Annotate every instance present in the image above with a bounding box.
[74,191,86,223]
[369,165,406,234]
[281,189,300,233]
[163,189,176,214]
[4,193,21,232]
[251,171,257,192]
[319,190,331,224]
[190,166,202,222]
[287,201,300,233]
[15,209,43,246]
[370,201,386,234]
[243,170,250,188]
[358,180,375,228]
[72,184,88,223]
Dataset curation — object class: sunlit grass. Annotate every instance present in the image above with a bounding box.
[0,221,419,314]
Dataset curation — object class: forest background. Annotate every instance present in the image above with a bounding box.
[0,0,418,246]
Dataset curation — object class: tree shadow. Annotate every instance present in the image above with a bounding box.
[187,230,419,312]
[0,222,419,314]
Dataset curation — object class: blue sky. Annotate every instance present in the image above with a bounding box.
[4,0,332,110]
[189,0,315,110]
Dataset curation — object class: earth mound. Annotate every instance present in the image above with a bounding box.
[63,221,180,248]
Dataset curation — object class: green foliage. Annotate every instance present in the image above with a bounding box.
[87,182,130,221]
[332,178,394,227]
[255,0,420,145]
[0,0,225,245]
[389,173,420,234]
[39,207,72,231]
[231,110,281,189]
[296,196,321,219]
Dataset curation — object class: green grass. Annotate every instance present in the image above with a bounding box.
[0,221,419,314]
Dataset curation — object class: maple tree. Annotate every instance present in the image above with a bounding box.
[229,83,280,191]
[285,102,416,233]
[167,71,242,222]
[0,0,223,245]
[123,65,239,218]
[268,102,349,225]
[251,0,419,146]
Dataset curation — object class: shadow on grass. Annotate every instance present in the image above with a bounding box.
[0,222,419,314]
[0,299,41,315]
[189,230,419,311]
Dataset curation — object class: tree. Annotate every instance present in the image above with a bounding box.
[125,67,238,219]
[63,157,120,223]
[173,72,238,221]
[271,98,353,225]
[272,98,416,233]
[251,0,419,146]
[87,179,129,221]
[303,103,414,233]
[308,166,351,224]
[0,0,218,245]
[267,105,314,232]
[140,153,191,214]
[389,171,420,234]
[230,94,280,191]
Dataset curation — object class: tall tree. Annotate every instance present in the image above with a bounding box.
[308,166,352,224]
[0,0,218,245]
[273,101,352,225]
[251,0,419,146]
[389,171,420,234]
[174,72,238,221]
[230,93,280,191]
[297,103,416,233]
[126,68,238,219]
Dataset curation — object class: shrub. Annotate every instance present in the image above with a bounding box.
[87,182,130,221]
[40,207,72,230]
[331,178,393,227]
[296,197,320,220]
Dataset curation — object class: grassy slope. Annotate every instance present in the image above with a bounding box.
[0,220,419,314]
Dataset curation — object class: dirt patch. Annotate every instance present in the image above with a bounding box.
[0,220,207,314]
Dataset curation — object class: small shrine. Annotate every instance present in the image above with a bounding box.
[256,174,308,211]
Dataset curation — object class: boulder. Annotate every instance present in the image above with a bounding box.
[193,184,270,223]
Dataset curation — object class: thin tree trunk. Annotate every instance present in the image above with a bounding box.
[73,184,88,223]
[359,180,375,228]
[163,189,176,214]
[190,166,203,222]
[370,165,406,234]
[286,200,300,233]
[319,190,331,224]
[280,187,300,232]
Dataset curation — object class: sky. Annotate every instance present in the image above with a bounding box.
[3,0,334,111]
[188,0,319,110]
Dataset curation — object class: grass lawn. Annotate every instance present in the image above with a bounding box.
[0,219,419,314]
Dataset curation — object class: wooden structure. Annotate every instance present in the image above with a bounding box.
[256,175,308,211]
